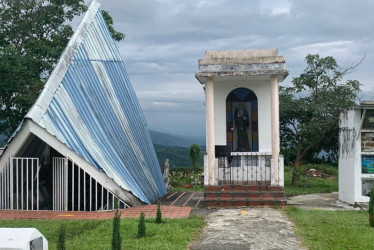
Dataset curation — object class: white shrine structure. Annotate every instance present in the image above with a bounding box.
[196,49,288,206]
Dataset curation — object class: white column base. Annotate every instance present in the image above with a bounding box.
[204,154,208,185]
[271,155,284,187]
[278,155,284,187]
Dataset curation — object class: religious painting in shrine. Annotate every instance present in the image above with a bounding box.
[226,88,258,152]
[362,109,374,130]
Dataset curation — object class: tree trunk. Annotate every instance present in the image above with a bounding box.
[290,124,338,186]
[291,159,301,186]
[291,143,303,186]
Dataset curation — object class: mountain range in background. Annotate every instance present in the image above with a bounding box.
[149,130,205,168]
[149,130,205,148]
[0,130,204,167]
[153,143,204,168]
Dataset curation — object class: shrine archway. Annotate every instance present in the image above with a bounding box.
[226,88,258,152]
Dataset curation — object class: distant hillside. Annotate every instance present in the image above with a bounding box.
[153,143,204,168]
[149,130,204,148]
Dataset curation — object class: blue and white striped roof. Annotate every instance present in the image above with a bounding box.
[25,1,166,204]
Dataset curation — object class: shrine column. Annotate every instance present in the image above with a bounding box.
[270,75,280,185]
[206,77,215,185]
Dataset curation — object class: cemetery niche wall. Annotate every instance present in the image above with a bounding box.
[339,101,374,204]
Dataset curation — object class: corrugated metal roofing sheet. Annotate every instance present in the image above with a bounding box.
[24,1,166,203]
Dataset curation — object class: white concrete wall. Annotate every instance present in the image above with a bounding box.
[339,109,357,204]
[339,108,370,204]
[213,79,272,152]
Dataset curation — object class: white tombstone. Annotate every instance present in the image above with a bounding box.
[0,228,48,250]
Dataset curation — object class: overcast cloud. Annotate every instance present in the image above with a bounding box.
[92,0,374,137]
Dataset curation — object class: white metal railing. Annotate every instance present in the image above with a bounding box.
[53,157,67,211]
[204,152,284,186]
[0,157,39,210]
[0,155,130,211]
[52,156,130,212]
[217,153,272,185]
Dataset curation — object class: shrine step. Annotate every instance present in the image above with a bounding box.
[204,199,286,207]
[203,185,287,207]
[205,184,284,192]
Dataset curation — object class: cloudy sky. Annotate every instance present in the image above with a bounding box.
[92,0,374,137]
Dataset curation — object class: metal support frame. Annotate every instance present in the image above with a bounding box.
[64,155,68,211]
[78,166,81,211]
[10,157,13,209]
[90,176,92,211]
[72,159,75,211]
[84,170,86,211]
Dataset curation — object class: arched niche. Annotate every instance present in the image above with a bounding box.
[226,88,258,152]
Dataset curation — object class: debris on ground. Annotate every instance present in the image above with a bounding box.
[303,169,333,178]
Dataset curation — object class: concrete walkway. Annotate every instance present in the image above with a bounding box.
[189,192,368,250]
[287,192,367,210]
[189,208,305,250]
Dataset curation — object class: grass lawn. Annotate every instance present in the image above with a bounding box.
[0,217,204,250]
[284,164,338,197]
[169,164,338,194]
[285,207,374,250]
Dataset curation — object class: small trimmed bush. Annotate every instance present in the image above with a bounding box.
[137,212,146,238]
[369,188,374,227]
[112,206,122,249]
[156,203,162,224]
[57,224,66,250]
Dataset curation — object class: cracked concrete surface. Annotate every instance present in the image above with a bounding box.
[190,208,305,250]
[287,192,367,210]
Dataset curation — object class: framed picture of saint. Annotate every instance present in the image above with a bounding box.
[362,109,374,130]
[232,102,252,152]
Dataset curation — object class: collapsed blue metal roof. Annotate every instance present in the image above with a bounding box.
[25,1,166,204]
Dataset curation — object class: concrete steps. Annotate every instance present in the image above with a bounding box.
[204,185,287,207]
[159,192,204,208]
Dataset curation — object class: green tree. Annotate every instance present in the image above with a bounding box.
[280,54,360,186]
[0,0,124,138]
[101,10,125,42]
[189,144,201,170]
[0,0,86,137]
